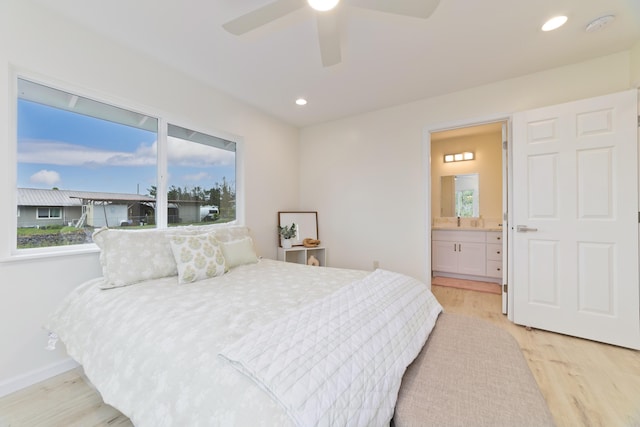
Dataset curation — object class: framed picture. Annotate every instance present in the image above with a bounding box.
[278,211,318,247]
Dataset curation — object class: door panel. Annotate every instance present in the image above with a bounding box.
[512,90,640,349]
[528,154,558,218]
[577,148,612,218]
[528,240,558,306]
[577,242,614,314]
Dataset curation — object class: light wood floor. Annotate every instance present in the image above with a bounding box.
[1,286,639,427]
[432,285,640,427]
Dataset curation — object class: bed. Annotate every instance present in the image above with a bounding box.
[45,224,443,426]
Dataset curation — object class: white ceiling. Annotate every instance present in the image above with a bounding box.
[33,0,640,128]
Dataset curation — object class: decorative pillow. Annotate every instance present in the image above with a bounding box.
[177,222,240,235]
[93,227,184,289]
[92,224,250,288]
[221,237,259,268]
[169,233,227,284]
[208,225,251,243]
[164,224,250,243]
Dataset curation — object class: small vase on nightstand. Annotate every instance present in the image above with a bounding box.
[282,238,292,249]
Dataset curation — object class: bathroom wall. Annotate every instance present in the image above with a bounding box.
[431,127,503,222]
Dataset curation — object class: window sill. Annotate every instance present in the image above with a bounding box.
[1,244,100,264]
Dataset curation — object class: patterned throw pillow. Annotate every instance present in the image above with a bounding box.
[169,233,227,284]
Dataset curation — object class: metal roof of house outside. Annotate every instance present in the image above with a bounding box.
[17,188,155,207]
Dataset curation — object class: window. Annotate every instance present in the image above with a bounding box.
[455,190,476,217]
[166,124,236,225]
[16,77,239,251]
[37,207,62,219]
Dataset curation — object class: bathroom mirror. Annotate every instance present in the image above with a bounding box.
[441,173,479,217]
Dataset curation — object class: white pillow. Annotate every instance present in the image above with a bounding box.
[221,237,259,268]
[93,227,188,289]
[207,225,252,242]
[92,225,251,288]
[169,233,227,284]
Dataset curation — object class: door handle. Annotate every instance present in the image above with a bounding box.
[516,225,538,232]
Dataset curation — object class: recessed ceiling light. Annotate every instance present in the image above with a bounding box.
[585,15,615,33]
[542,15,568,32]
[295,98,308,106]
[308,0,340,12]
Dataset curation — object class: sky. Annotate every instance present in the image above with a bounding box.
[17,100,235,196]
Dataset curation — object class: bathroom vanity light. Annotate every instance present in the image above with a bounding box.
[444,152,474,163]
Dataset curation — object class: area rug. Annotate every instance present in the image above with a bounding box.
[431,276,501,295]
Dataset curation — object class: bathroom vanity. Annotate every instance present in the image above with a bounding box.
[432,228,502,283]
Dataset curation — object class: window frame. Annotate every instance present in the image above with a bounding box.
[7,70,244,260]
[36,207,62,219]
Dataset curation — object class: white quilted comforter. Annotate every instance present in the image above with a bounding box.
[46,259,442,426]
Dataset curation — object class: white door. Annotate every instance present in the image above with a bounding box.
[512,90,640,350]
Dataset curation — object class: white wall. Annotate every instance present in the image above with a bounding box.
[299,51,636,280]
[0,0,299,396]
[632,41,640,87]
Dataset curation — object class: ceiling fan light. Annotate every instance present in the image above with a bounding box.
[308,0,340,12]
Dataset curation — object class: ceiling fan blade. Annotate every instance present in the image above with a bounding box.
[223,0,306,35]
[316,13,341,67]
[350,0,440,19]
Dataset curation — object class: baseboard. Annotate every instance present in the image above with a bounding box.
[0,358,79,398]
[432,271,501,284]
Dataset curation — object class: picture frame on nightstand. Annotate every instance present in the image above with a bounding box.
[277,211,318,247]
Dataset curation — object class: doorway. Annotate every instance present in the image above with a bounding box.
[427,119,509,314]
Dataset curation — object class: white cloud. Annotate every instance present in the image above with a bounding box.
[18,139,156,167]
[182,172,211,182]
[18,138,233,168]
[30,169,61,186]
[167,137,234,167]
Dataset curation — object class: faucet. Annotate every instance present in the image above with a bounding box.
[457,216,460,227]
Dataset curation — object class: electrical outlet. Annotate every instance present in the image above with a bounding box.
[373,260,379,270]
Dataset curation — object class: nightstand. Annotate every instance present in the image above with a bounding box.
[277,246,326,266]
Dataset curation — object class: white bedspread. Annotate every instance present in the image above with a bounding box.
[46,259,441,426]
[219,269,442,427]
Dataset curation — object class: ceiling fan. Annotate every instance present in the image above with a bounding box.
[222,0,441,67]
